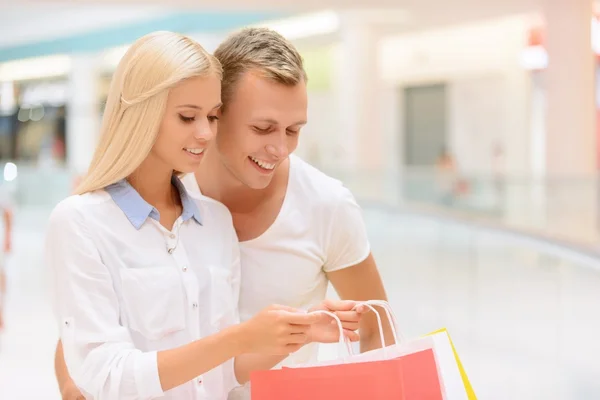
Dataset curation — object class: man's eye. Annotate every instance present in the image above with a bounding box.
[253,126,270,133]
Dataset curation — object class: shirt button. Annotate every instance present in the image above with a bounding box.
[197,378,203,384]
[169,233,176,239]
[192,303,198,309]
[182,266,188,272]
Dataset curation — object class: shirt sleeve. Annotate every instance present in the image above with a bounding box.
[46,198,164,400]
[323,186,371,273]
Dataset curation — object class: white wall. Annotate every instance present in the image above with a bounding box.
[0,5,171,48]
[295,91,337,168]
[378,15,533,177]
[448,75,509,176]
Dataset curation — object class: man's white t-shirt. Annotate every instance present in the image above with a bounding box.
[182,154,371,367]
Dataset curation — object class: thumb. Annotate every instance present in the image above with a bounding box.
[321,299,359,312]
[343,329,360,342]
[353,304,368,314]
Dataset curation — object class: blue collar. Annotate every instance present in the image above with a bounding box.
[105,175,203,230]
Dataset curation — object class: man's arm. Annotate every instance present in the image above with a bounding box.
[327,253,395,352]
[55,340,84,399]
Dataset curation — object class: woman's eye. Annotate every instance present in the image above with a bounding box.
[208,115,219,123]
[179,115,195,123]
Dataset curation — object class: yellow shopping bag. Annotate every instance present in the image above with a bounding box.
[426,328,477,400]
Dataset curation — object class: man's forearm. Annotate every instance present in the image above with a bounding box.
[359,305,396,353]
[55,340,74,393]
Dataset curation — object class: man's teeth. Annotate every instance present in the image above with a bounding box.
[250,156,275,170]
[185,148,204,155]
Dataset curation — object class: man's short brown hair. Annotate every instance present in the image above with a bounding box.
[214,27,307,106]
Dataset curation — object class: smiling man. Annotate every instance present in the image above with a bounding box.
[186,28,394,399]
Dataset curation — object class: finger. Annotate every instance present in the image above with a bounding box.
[289,324,311,334]
[321,299,358,312]
[354,304,368,314]
[277,310,320,325]
[337,320,360,331]
[285,343,304,353]
[288,332,309,344]
[269,304,303,313]
[334,311,361,322]
[343,329,360,342]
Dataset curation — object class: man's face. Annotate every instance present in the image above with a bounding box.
[215,70,307,189]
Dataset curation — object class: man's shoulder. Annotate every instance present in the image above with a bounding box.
[289,155,349,206]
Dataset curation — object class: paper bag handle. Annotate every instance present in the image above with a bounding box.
[307,309,353,357]
[354,300,404,346]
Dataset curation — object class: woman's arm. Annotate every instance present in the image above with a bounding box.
[54,305,316,398]
[159,306,317,390]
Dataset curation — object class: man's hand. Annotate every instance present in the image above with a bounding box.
[306,299,367,343]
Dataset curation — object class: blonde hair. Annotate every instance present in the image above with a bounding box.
[214,27,307,107]
[74,31,222,195]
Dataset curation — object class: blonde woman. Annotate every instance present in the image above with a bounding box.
[46,31,360,400]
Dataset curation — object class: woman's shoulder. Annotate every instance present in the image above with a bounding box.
[48,190,111,226]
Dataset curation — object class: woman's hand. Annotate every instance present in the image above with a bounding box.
[239,305,321,355]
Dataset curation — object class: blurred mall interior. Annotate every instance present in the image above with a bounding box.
[1,0,600,398]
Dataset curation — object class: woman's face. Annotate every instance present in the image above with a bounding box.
[150,74,222,174]
[215,71,308,189]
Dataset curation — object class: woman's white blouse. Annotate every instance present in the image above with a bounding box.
[45,177,241,400]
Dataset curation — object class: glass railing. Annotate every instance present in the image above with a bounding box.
[322,167,600,250]
[347,208,600,399]
[1,162,73,209]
